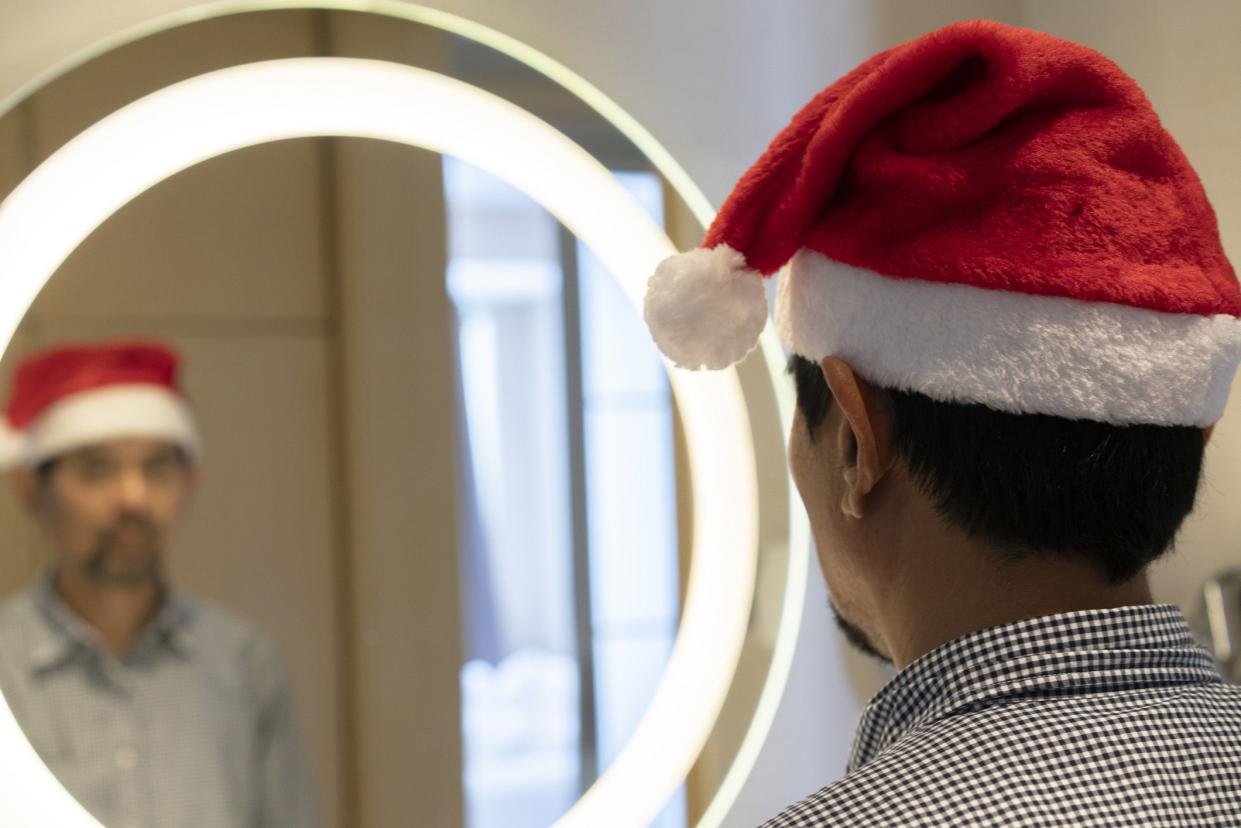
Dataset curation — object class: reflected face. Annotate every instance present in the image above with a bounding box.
[788,406,892,665]
[28,438,193,586]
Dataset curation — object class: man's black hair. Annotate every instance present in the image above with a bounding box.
[789,355,1205,584]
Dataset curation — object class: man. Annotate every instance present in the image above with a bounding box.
[645,19,1241,825]
[0,341,319,828]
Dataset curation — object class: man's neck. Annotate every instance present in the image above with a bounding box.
[877,529,1156,670]
[53,569,163,658]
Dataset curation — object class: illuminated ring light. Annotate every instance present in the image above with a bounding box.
[0,57,760,827]
[0,5,812,825]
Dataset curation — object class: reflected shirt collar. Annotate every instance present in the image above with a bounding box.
[847,603,1223,772]
[26,570,197,673]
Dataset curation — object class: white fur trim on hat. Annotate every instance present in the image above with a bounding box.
[11,384,201,469]
[776,249,1241,426]
[644,244,768,370]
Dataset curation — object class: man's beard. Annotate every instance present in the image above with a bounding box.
[83,514,163,586]
[829,598,892,665]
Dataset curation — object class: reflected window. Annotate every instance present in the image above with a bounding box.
[446,158,685,827]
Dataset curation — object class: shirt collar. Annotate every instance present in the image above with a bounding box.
[26,570,197,673]
[847,603,1223,772]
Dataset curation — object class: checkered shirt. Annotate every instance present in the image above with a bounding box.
[762,604,1241,826]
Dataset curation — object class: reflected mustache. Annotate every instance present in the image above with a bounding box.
[97,514,159,545]
[84,514,162,584]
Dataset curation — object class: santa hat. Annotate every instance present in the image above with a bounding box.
[0,342,200,470]
[644,19,1241,426]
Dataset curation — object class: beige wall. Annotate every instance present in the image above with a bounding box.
[331,135,463,828]
[329,18,463,828]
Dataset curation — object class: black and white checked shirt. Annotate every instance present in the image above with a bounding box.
[763,604,1241,826]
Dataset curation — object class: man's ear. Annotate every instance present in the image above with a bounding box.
[818,357,895,519]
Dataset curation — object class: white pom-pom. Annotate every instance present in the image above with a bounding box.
[643,244,768,370]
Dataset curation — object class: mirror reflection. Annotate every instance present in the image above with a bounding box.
[0,342,321,827]
[0,8,787,828]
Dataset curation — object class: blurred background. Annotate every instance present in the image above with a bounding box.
[0,2,1238,827]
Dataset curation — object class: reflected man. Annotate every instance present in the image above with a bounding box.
[644,19,1241,827]
[0,341,320,828]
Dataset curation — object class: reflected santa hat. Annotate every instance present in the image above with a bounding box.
[0,342,200,470]
[644,19,1241,426]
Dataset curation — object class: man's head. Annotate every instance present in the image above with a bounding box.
[787,354,1206,664]
[16,439,194,586]
[2,341,201,587]
[640,21,1241,664]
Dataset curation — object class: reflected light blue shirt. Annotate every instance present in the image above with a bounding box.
[0,574,320,828]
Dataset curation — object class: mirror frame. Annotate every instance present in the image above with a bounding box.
[0,5,811,827]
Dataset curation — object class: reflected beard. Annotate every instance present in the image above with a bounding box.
[84,515,163,587]
[828,598,892,666]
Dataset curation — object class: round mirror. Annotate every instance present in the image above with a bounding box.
[0,7,806,827]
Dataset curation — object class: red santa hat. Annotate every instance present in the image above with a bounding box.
[0,342,200,470]
[644,19,1241,426]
